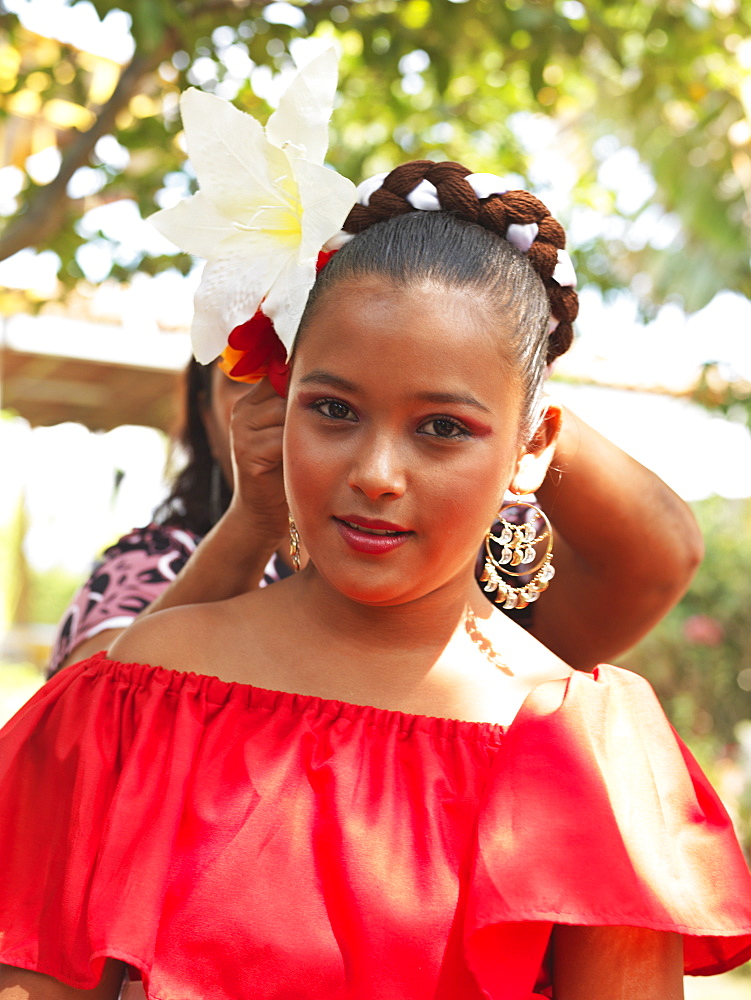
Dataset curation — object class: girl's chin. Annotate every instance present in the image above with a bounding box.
[301,531,476,606]
[309,556,471,610]
[324,577,418,608]
[309,561,424,607]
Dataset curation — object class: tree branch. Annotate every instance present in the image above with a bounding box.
[0,0,348,264]
[0,42,170,263]
[188,0,347,20]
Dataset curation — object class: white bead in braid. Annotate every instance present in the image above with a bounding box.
[356,172,389,206]
[406,178,440,211]
[506,222,538,253]
[350,170,577,303]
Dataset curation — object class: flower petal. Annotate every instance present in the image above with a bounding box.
[228,311,276,357]
[266,48,339,165]
[292,158,357,260]
[262,254,317,355]
[149,191,235,259]
[219,344,260,383]
[266,353,290,397]
[190,243,291,363]
[227,321,287,388]
[179,88,290,222]
[228,355,269,378]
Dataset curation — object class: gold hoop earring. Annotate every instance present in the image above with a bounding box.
[288,514,301,572]
[480,502,554,610]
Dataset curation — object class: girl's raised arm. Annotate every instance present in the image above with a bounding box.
[553,924,684,999]
[532,405,703,669]
[0,963,124,1000]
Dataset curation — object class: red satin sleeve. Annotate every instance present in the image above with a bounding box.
[0,655,216,987]
[465,664,751,993]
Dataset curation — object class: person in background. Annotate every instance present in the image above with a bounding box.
[49,354,702,676]
[47,361,289,674]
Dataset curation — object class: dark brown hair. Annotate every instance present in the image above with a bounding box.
[301,160,578,439]
[153,359,231,536]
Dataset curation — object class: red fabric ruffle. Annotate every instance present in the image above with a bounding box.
[464,666,751,992]
[0,655,749,1000]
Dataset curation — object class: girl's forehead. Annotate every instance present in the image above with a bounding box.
[302,279,505,355]
[295,281,521,407]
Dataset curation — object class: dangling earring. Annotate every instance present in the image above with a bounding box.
[288,514,302,572]
[480,501,554,610]
[209,462,223,526]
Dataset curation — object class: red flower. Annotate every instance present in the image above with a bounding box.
[218,248,340,398]
[316,249,338,271]
[219,311,290,396]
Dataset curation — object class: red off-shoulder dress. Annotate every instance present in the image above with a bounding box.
[0,653,750,999]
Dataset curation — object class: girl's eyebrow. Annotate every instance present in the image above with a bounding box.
[299,370,358,392]
[415,391,491,413]
[299,372,490,412]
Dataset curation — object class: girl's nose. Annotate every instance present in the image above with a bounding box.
[347,434,407,500]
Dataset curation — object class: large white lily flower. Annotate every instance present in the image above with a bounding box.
[150,48,356,362]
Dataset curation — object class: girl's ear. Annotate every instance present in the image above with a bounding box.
[509,400,562,496]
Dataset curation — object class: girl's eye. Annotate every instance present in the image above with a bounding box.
[313,399,356,421]
[419,417,471,439]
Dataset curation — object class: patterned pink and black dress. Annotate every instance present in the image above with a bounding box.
[47,524,288,676]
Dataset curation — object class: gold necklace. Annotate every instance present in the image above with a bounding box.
[464,606,512,676]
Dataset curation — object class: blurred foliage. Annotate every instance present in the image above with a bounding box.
[694,361,751,426]
[0,486,28,627]
[621,495,751,747]
[1,0,750,314]
[619,495,751,851]
[27,565,80,625]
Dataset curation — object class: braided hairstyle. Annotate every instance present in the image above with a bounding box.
[300,160,578,440]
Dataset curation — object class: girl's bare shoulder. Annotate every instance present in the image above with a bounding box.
[107,586,281,678]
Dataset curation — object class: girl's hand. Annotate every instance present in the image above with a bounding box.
[226,377,288,551]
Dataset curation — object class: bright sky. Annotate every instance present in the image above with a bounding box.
[3,0,135,60]
[1,0,750,588]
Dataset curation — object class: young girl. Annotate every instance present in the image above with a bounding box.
[1,53,749,1000]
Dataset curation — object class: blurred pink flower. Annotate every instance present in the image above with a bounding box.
[683,614,725,646]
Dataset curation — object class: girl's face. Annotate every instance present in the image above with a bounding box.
[284,279,557,607]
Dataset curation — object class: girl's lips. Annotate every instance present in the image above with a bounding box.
[333,516,413,554]
[338,515,410,532]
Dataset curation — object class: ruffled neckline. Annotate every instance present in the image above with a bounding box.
[78,650,579,744]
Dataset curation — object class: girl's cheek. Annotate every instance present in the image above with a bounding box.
[285,422,332,507]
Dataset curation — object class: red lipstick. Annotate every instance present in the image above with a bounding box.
[334,515,412,554]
